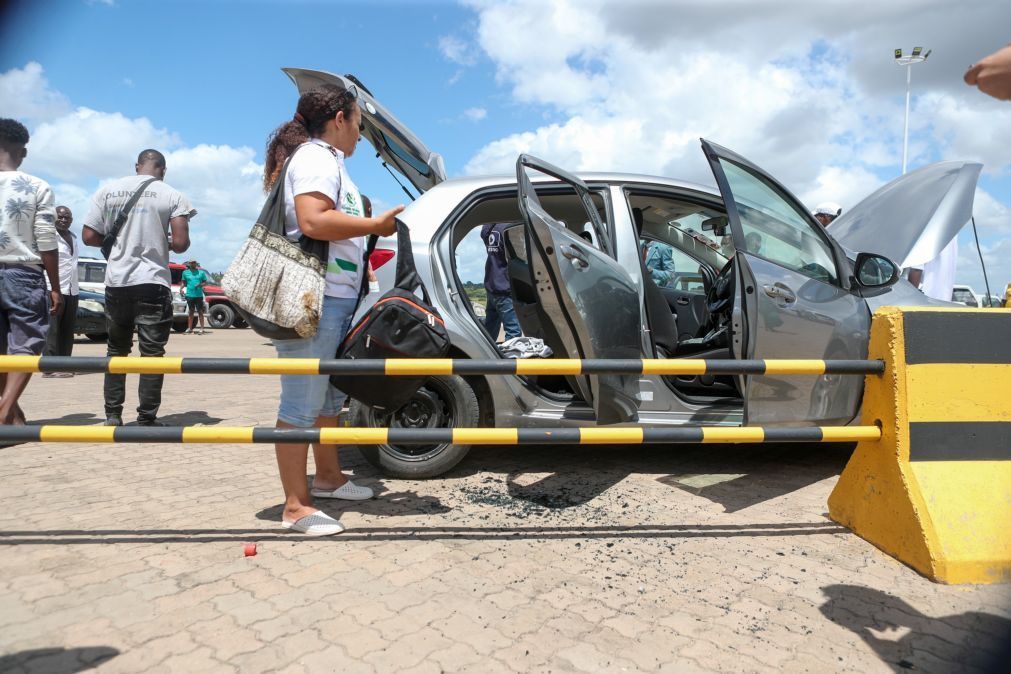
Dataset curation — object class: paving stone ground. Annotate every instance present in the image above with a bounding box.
[1,329,1009,673]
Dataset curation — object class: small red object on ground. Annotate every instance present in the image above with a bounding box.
[244,543,257,557]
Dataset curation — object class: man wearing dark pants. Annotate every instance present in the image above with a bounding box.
[43,206,80,377]
[82,149,194,427]
[481,222,522,342]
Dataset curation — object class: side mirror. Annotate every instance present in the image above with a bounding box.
[853,253,900,289]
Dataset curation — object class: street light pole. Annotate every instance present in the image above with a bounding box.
[894,47,931,175]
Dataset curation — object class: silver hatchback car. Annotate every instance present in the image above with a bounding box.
[286,69,979,478]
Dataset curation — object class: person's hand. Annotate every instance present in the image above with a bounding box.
[370,205,405,237]
[964,44,1011,101]
[49,290,62,316]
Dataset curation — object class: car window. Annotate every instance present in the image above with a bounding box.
[381,130,431,177]
[170,267,183,285]
[505,225,527,263]
[77,261,106,283]
[639,239,707,293]
[718,159,839,284]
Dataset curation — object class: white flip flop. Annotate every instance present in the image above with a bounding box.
[281,511,345,536]
[310,480,374,501]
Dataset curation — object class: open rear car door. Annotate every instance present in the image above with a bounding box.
[516,155,641,425]
[701,140,869,427]
[282,68,446,195]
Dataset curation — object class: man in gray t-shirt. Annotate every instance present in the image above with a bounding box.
[82,149,195,427]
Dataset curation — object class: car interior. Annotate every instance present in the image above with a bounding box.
[450,187,744,405]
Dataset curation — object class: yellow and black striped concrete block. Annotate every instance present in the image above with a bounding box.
[828,306,1011,584]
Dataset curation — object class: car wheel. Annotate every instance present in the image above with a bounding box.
[85,333,107,342]
[172,321,188,333]
[349,375,480,478]
[232,316,248,329]
[208,304,235,329]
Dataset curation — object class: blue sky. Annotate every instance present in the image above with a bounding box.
[2,0,1010,297]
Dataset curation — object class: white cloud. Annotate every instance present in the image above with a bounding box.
[463,107,487,121]
[954,232,1011,301]
[457,0,1011,290]
[7,63,262,274]
[0,62,71,122]
[24,107,180,183]
[438,35,477,66]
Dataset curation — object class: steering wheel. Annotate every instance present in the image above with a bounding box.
[699,264,716,299]
[706,258,735,315]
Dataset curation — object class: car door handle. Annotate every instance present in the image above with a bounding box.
[675,297,690,306]
[559,243,589,268]
[762,283,796,303]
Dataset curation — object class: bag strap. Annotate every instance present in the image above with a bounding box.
[356,220,430,304]
[107,177,158,246]
[392,220,432,303]
[258,143,328,261]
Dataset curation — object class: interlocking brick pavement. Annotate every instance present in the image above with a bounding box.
[1,329,1009,673]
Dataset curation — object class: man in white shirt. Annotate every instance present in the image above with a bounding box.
[43,206,80,375]
[0,118,61,425]
[82,149,194,427]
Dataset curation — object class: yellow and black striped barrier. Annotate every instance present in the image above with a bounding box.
[0,355,884,377]
[0,425,882,445]
[829,307,1011,585]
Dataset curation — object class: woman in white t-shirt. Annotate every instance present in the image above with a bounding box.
[263,85,403,536]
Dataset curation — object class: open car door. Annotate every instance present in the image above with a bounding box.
[701,140,869,427]
[282,68,447,195]
[516,155,641,424]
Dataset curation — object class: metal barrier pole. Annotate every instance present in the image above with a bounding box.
[0,356,885,377]
[0,425,882,445]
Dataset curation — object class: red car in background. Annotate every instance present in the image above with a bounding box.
[168,262,245,331]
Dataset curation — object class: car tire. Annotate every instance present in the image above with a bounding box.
[85,333,107,342]
[172,321,188,333]
[208,304,235,329]
[349,375,480,478]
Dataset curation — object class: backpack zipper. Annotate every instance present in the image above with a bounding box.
[343,296,444,346]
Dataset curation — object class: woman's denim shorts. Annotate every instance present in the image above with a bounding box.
[273,295,358,427]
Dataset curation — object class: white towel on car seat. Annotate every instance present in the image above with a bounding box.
[498,336,553,359]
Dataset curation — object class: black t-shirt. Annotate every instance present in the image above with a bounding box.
[482,222,512,295]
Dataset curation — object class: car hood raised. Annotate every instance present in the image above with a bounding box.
[829,161,982,268]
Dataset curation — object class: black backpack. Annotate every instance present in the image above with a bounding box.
[332,221,450,411]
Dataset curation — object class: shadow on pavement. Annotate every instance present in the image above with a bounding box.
[253,483,452,522]
[452,442,852,512]
[0,521,846,545]
[820,584,1011,673]
[133,410,224,426]
[27,412,102,426]
[0,646,119,673]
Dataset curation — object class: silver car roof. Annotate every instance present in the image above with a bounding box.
[397,172,722,242]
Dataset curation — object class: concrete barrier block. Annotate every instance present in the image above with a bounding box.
[829,306,1011,584]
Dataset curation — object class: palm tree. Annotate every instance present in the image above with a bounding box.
[11,175,36,196]
[5,197,30,225]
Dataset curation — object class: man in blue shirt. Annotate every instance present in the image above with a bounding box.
[481,222,521,342]
[180,259,209,334]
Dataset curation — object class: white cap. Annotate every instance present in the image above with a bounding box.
[813,202,842,217]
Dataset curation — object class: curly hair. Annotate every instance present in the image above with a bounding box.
[263,85,357,191]
[0,118,30,146]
